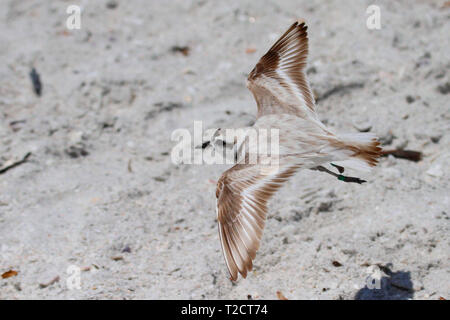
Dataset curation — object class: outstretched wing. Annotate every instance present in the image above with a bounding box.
[247,21,316,119]
[216,163,299,281]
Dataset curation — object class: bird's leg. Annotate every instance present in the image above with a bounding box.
[313,166,366,184]
[337,174,366,184]
[330,163,345,173]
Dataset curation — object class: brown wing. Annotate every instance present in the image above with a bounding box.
[216,164,299,281]
[247,21,316,119]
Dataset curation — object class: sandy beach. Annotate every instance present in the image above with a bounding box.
[0,0,449,299]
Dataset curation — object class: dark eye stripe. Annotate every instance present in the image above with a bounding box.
[201,141,210,149]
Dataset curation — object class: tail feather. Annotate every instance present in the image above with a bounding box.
[332,133,382,172]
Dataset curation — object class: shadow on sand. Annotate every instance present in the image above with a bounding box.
[355,264,414,300]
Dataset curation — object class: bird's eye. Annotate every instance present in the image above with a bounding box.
[201,141,210,149]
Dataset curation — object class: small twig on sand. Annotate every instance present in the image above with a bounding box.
[0,152,32,175]
[30,68,42,96]
[170,45,190,56]
[381,149,422,162]
[39,276,60,289]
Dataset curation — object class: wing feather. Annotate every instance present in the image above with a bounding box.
[218,221,239,280]
[216,164,299,281]
[247,21,316,119]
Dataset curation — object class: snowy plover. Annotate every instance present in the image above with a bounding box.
[207,21,381,281]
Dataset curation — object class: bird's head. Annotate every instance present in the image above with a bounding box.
[200,128,236,164]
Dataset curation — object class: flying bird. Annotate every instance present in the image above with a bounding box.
[210,21,382,281]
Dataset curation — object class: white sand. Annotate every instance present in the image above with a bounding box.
[0,0,449,299]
